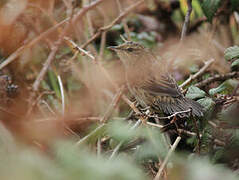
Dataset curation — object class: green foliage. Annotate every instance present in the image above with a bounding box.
[197,97,215,111]
[133,127,168,161]
[129,32,157,48]
[107,120,139,142]
[111,24,124,31]
[186,86,206,99]
[55,142,147,180]
[48,70,61,99]
[107,119,168,160]
[79,124,107,145]
[0,148,62,180]
[0,141,148,180]
[224,46,239,61]
[231,0,239,11]
[231,59,239,69]
[184,157,238,180]
[209,79,238,95]
[201,0,222,22]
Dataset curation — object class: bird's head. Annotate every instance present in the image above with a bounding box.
[108,41,147,67]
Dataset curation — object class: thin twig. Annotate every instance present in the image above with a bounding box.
[116,0,132,40]
[81,0,144,48]
[154,136,181,180]
[149,109,192,120]
[32,45,59,91]
[195,71,239,88]
[97,5,109,60]
[39,100,56,115]
[180,58,215,89]
[27,91,55,116]
[147,122,163,128]
[180,0,192,41]
[65,37,96,61]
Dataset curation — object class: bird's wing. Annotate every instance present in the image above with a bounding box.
[141,74,182,98]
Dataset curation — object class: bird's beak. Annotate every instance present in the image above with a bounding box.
[107,46,119,51]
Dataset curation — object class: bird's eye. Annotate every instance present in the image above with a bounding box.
[127,48,133,52]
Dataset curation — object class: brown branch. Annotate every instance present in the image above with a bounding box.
[180,59,215,89]
[180,0,192,41]
[81,0,144,48]
[195,71,239,88]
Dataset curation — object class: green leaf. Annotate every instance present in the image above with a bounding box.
[48,70,61,99]
[189,64,199,74]
[111,24,123,31]
[209,79,238,95]
[192,0,204,17]
[186,86,206,100]
[134,127,168,161]
[231,59,239,69]
[231,0,239,10]
[224,46,239,61]
[197,97,215,111]
[107,120,139,142]
[201,0,222,22]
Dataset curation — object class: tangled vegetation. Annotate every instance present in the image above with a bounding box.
[0,0,239,179]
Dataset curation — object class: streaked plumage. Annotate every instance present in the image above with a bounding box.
[109,41,204,117]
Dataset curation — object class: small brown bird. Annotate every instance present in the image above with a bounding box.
[109,41,204,117]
